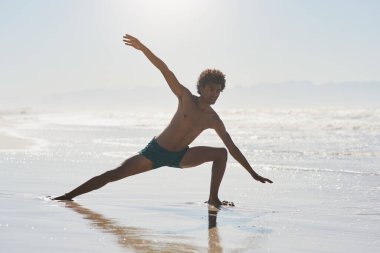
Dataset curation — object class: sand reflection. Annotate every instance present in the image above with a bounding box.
[63,202,200,252]
[63,202,223,252]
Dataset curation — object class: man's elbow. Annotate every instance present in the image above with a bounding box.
[226,144,238,156]
[160,65,172,76]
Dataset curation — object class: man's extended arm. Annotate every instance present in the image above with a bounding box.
[123,34,186,98]
[214,118,273,184]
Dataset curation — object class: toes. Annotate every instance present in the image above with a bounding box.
[222,200,235,206]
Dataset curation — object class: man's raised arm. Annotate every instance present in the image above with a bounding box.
[123,34,186,98]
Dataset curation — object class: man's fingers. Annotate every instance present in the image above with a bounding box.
[123,34,137,41]
[123,35,134,43]
[257,176,273,184]
[123,37,133,42]
[123,38,134,46]
[265,178,273,183]
[123,38,139,46]
[123,34,134,39]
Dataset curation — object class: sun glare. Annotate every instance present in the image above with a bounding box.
[137,0,197,14]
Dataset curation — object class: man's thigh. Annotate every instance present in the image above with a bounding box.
[106,154,153,181]
[179,146,225,168]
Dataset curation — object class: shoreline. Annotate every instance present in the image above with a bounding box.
[0,116,35,150]
[0,131,35,150]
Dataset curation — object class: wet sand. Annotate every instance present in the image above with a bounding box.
[0,110,379,252]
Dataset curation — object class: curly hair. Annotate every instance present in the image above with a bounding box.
[196,69,226,94]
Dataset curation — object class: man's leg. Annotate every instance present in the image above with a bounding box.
[53,154,152,200]
[179,146,228,206]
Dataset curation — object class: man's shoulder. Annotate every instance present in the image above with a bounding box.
[209,107,221,119]
[179,87,195,101]
[207,110,224,128]
[209,113,227,134]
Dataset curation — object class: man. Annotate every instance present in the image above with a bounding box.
[53,34,272,207]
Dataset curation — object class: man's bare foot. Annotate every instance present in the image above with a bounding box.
[51,194,73,201]
[205,199,235,208]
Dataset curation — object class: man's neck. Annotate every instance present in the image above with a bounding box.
[197,96,212,112]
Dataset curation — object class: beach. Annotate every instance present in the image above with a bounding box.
[2,0,380,251]
[0,108,379,252]
[0,115,35,150]
[0,131,34,150]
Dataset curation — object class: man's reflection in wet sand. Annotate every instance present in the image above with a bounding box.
[63,202,201,253]
[208,206,222,253]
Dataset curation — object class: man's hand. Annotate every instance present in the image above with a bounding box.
[123,34,144,50]
[252,173,273,184]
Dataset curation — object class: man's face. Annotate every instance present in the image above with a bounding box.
[200,82,222,105]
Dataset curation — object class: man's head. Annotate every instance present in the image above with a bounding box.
[196,69,226,105]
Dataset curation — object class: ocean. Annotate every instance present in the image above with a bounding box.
[0,107,379,252]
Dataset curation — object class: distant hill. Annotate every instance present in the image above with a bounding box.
[1,81,379,111]
[220,81,380,108]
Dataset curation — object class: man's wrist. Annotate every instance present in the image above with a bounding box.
[140,44,148,52]
[250,171,258,177]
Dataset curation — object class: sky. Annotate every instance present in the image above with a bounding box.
[0,0,379,104]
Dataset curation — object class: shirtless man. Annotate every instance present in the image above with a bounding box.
[53,34,273,207]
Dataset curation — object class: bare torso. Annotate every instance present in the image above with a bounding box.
[155,89,218,151]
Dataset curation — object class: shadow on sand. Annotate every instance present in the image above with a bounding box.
[63,201,223,253]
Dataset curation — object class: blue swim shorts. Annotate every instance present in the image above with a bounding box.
[139,138,189,169]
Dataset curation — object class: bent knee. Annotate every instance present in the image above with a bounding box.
[216,147,228,161]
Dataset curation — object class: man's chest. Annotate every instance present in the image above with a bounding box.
[179,107,214,131]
